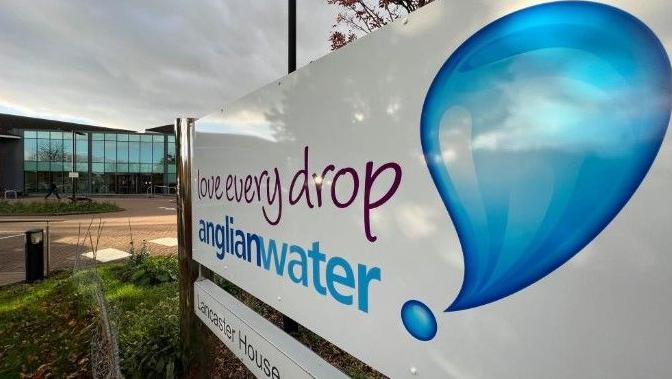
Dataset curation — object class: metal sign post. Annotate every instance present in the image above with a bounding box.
[175,117,211,374]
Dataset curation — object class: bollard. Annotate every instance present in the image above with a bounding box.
[25,229,44,283]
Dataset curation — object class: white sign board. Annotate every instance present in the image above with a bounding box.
[192,0,672,377]
[194,280,346,379]
[68,171,79,178]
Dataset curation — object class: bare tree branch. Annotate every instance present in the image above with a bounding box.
[327,0,434,50]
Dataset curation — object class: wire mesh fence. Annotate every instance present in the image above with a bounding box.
[71,218,123,379]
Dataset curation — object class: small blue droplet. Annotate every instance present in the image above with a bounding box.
[401,300,437,341]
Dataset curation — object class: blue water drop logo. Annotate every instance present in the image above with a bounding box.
[401,300,437,341]
[416,0,672,323]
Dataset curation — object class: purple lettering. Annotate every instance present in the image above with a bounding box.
[289,146,314,208]
[196,146,402,244]
[244,175,254,203]
[363,161,402,242]
[214,176,223,200]
[331,167,359,208]
[254,171,268,202]
[262,168,282,225]
[314,165,335,207]
[197,169,204,199]
[225,175,234,201]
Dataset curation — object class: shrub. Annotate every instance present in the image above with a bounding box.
[0,200,120,215]
[98,264,183,378]
[116,286,182,379]
[128,240,150,267]
[123,253,178,286]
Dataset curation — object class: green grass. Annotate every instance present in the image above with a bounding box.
[0,257,180,378]
[0,200,121,216]
[98,263,181,378]
[0,272,94,378]
[0,258,381,378]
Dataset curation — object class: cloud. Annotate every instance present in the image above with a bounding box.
[0,0,669,132]
[197,108,277,142]
[0,0,337,130]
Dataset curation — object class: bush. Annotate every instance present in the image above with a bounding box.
[128,257,178,286]
[0,200,120,215]
[98,264,182,378]
[115,284,182,379]
[116,247,181,376]
[128,239,151,267]
[122,246,178,286]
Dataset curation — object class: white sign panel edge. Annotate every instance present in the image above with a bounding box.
[194,279,347,379]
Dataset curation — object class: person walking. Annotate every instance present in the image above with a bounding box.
[44,182,60,200]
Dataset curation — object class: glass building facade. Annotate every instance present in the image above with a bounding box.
[22,130,176,194]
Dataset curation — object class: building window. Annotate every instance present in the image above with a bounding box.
[140,141,152,164]
[23,129,173,194]
[76,139,88,163]
[36,138,50,160]
[37,172,51,192]
[92,140,104,162]
[117,141,129,163]
[63,138,73,168]
[23,130,87,193]
[24,161,37,171]
[24,171,37,192]
[24,138,37,161]
[152,138,164,174]
[167,140,176,164]
[104,139,116,163]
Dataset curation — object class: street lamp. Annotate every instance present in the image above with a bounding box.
[70,130,85,201]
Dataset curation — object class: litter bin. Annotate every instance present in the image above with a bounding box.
[25,229,44,283]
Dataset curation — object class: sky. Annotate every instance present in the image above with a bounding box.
[0,0,338,130]
[1,1,671,132]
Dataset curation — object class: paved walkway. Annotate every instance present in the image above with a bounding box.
[0,197,178,286]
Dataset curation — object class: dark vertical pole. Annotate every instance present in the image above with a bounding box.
[288,0,297,73]
[283,0,300,336]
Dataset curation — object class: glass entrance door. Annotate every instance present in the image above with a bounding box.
[140,174,153,195]
[114,174,156,194]
[116,174,137,194]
